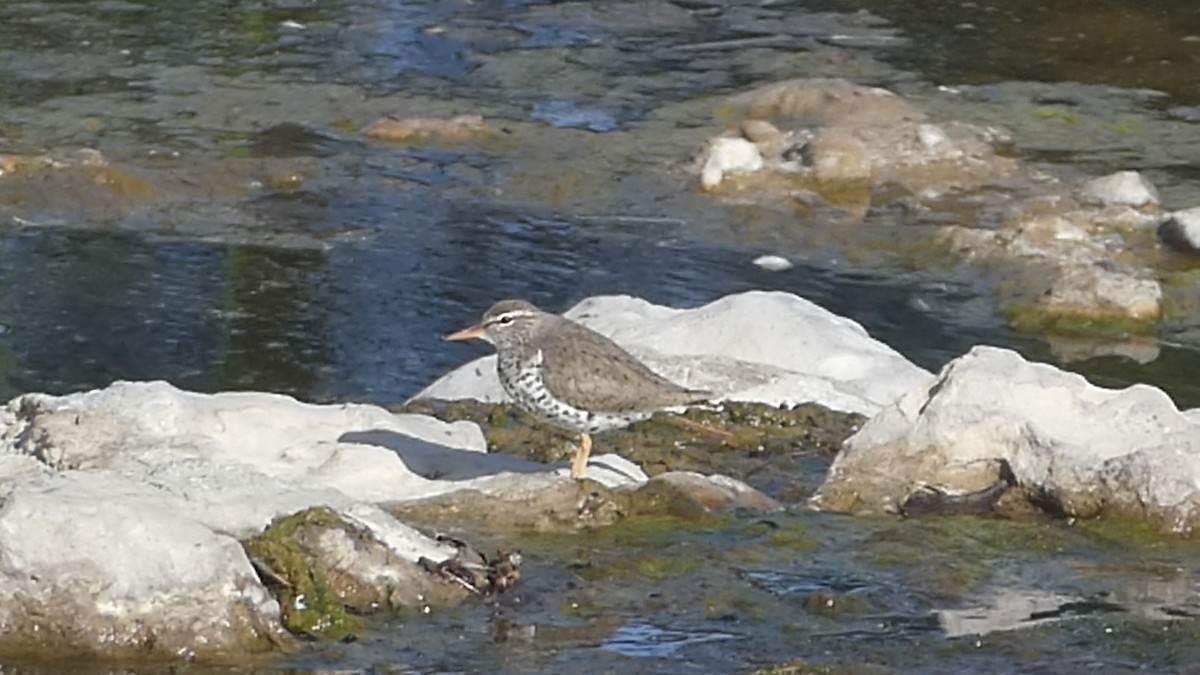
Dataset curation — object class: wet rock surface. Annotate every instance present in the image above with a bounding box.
[695,78,1186,338]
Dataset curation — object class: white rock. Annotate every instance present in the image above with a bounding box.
[700,137,763,188]
[419,290,933,416]
[916,123,953,154]
[0,380,671,658]
[0,370,769,657]
[1078,170,1160,209]
[1158,206,1200,251]
[0,472,287,657]
[1039,265,1162,321]
[752,254,794,271]
[813,346,1200,532]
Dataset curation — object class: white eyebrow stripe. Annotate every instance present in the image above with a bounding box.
[489,310,535,323]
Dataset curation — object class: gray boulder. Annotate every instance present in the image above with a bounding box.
[812,346,1200,533]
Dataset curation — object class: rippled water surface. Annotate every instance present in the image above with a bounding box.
[3,0,1200,672]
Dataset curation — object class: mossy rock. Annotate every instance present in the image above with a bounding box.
[243,507,472,641]
[244,508,368,640]
[398,399,863,502]
[1005,304,1159,336]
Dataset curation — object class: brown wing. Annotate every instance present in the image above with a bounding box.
[537,317,708,414]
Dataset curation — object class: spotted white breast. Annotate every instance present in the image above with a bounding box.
[496,349,649,434]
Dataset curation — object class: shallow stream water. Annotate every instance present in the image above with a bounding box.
[3,0,1200,672]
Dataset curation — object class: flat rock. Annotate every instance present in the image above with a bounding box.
[1036,263,1162,323]
[417,290,932,417]
[812,346,1200,533]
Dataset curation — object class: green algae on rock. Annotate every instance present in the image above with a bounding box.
[244,507,481,640]
[398,399,863,502]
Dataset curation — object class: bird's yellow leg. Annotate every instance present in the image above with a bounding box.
[570,432,593,480]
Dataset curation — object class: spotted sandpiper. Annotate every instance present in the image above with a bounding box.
[444,299,709,479]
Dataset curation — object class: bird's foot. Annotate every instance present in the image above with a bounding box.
[569,432,593,479]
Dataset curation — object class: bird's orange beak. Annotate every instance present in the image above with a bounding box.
[443,323,485,341]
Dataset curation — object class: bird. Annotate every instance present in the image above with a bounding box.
[443,299,709,479]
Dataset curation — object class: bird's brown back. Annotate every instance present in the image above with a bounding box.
[535,316,708,414]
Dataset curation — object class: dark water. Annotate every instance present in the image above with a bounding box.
[1,0,1198,406]
[3,0,1200,672]
[0,214,1019,404]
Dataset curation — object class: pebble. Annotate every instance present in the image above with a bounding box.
[752,255,794,271]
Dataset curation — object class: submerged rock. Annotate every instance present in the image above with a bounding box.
[362,114,490,143]
[812,346,1200,534]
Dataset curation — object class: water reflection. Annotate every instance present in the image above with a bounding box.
[600,620,738,658]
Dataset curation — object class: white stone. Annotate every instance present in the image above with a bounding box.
[1040,265,1162,321]
[752,254,794,271]
[0,369,766,657]
[0,471,288,656]
[1158,206,1200,251]
[419,290,933,416]
[813,346,1200,532]
[916,123,953,154]
[1078,170,1160,209]
[0,383,640,658]
[700,137,763,188]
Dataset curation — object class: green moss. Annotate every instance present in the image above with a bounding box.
[634,556,708,580]
[243,507,366,640]
[599,513,735,546]
[1073,512,1200,551]
[1106,116,1145,136]
[767,523,818,552]
[396,399,861,502]
[1031,106,1084,125]
[857,517,1072,599]
[1005,304,1159,336]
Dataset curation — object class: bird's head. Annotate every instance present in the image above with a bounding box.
[443,299,544,350]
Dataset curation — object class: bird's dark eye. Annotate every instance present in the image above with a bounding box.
[496,315,514,325]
